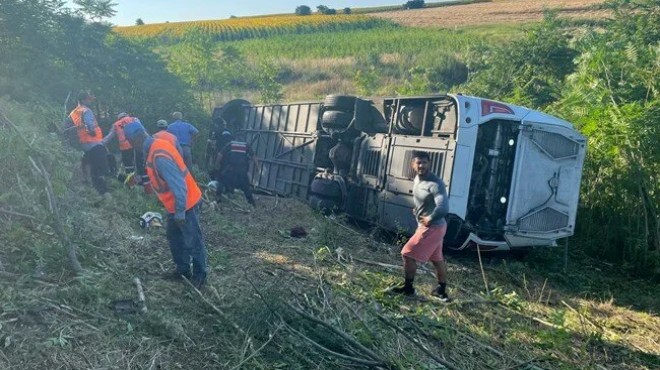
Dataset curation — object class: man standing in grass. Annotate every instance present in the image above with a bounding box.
[68,91,109,197]
[167,112,199,171]
[124,120,208,288]
[388,151,451,302]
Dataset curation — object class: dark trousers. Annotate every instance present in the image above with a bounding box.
[216,169,255,206]
[166,203,208,283]
[83,145,108,194]
[181,145,193,171]
[120,149,135,173]
[120,149,145,175]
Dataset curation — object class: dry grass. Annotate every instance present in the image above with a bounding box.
[372,0,610,28]
[1,184,658,369]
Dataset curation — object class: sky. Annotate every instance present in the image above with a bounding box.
[67,1,424,26]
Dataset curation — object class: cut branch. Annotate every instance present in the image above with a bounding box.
[376,314,458,370]
[1,108,83,274]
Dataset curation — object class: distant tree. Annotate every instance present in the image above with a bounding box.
[403,0,425,9]
[135,18,144,25]
[295,5,311,15]
[343,7,351,14]
[229,15,237,18]
[324,8,337,15]
[73,0,117,22]
[316,5,329,13]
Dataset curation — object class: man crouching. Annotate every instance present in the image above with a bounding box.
[388,151,451,302]
[124,121,208,288]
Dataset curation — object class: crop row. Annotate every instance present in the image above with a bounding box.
[114,15,393,42]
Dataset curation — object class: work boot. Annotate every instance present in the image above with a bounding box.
[191,277,206,290]
[162,271,192,282]
[385,283,416,297]
[431,286,452,303]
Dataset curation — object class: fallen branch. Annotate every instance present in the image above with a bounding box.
[134,277,147,314]
[477,245,490,295]
[230,324,282,370]
[1,109,83,274]
[286,302,387,365]
[283,322,384,367]
[376,313,457,370]
[183,277,251,341]
[245,274,391,368]
[498,358,541,370]
[417,315,545,370]
[0,208,38,221]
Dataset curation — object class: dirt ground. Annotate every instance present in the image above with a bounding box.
[372,0,609,28]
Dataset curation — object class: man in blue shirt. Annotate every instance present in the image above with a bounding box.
[124,120,208,287]
[167,112,199,171]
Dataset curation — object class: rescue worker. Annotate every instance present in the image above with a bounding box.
[154,119,178,146]
[154,119,183,156]
[207,117,231,169]
[387,151,451,302]
[208,120,233,179]
[167,112,198,171]
[68,91,109,196]
[215,139,257,206]
[103,112,140,175]
[123,120,208,287]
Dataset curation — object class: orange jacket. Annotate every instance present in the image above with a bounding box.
[69,104,102,145]
[111,116,135,150]
[146,138,201,214]
[153,130,178,147]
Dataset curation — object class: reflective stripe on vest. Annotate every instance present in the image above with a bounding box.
[145,138,201,214]
[230,141,248,154]
[153,131,178,147]
[113,116,135,150]
[69,105,102,145]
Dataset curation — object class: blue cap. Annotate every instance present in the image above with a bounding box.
[123,119,146,140]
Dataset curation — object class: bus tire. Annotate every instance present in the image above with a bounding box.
[323,95,357,111]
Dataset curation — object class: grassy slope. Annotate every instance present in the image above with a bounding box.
[218,23,523,102]
[1,185,658,368]
[3,6,658,370]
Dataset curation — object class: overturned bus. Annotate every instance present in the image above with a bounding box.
[211,94,586,251]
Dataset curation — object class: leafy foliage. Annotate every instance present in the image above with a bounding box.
[0,0,205,132]
[465,13,577,108]
[403,0,426,9]
[295,5,312,16]
[465,1,660,275]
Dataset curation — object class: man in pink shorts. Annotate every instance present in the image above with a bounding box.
[388,151,451,302]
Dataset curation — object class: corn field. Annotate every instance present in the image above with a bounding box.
[114,15,393,42]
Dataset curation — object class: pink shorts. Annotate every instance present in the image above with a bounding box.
[401,223,447,263]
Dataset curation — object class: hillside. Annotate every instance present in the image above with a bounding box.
[2,0,659,368]
[372,0,609,27]
[1,165,658,368]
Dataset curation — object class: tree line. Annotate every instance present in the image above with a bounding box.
[0,0,205,133]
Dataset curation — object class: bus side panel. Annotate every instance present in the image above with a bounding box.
[242,103,321,200]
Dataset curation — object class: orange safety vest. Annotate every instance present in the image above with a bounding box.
[146,138,202,214]
[112,116,135,150]
[69,104,102,145]
[153,130,178,147]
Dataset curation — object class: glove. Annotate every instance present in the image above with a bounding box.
[142,180,153,195]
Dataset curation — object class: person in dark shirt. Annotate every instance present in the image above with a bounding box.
[387,151,452,302]
[214,139,258,206]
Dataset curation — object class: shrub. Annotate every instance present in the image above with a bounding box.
[343,7,351,14]
[295,5,311,15]
[403,0,425,9]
